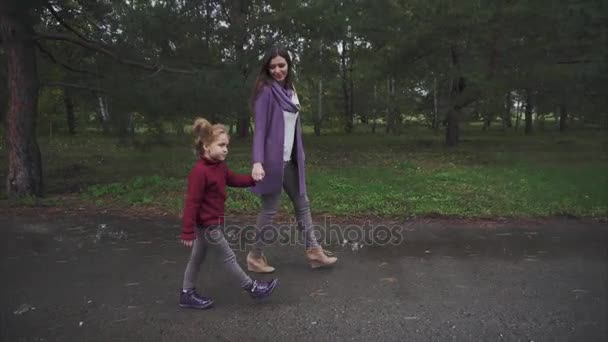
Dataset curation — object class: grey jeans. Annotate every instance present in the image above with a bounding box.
[182,225,252,290]
[252,160,320,254]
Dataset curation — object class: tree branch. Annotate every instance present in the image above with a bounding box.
[36,41,102,78]
[218,1,232,25]
[36,31,198,75]
[557,59,599,65]
[46,2,93,44]
[143,65,164,78]
[43,81,107,93]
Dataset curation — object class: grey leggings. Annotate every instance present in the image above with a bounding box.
[253,161,320,254]
[182,225,252,290]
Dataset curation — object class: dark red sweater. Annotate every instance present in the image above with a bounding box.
[181,157,255,240]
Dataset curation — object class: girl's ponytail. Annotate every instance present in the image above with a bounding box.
[192,117,227,154]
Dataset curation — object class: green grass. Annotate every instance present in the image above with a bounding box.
[1,125,606,218]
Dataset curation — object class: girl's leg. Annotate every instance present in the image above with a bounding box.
[206,226,253,288]
[252,192,282,256]
[282,161,320,249]
[182,226,209,289]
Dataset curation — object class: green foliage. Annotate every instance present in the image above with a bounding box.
[31,0,607,138]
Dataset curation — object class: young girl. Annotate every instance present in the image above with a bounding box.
[179,118,278,310]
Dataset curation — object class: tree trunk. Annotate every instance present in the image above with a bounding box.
[314,78,323,136]
[96,94,110,134]
[228,0,250,139]
[340,41,353,133]
[236,114,249,139]
[482,113,492,131]
[390,78,401,136]
[371,84,377,133]
[503,91,512,129]
[116,112,135,147]
[524,89,533,135]
[432,77,439,130]
[446,108,460,146]
[385,77,391,134]
[559,104,568,133]
[348,36,355,130]
[1,5,44,198]
[64,88,76,134]
[515,99,522,131]
[446,46,464,147]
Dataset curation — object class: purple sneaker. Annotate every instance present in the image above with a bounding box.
[246,279,278,300]
[179,288,214,310]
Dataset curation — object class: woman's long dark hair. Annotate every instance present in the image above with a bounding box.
[250,46,294,112]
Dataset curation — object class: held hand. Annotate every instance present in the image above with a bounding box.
[252,163,265,181]
[181,239,194,247]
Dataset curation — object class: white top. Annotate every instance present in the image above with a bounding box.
[283,92,300,162]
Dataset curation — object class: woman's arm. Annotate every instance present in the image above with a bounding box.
[252,86,271,164]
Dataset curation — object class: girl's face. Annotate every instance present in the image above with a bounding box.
[268,56,288,84]
[203,133,229,162]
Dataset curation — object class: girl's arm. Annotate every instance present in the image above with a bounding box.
[181,166,206,241]
[226,166,256,188]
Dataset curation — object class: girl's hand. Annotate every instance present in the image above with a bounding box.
[252,163,265,181]
[181,239,194,247]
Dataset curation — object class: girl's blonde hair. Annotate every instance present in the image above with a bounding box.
[192,118,227,153]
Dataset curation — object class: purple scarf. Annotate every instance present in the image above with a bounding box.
[270,81,300,113]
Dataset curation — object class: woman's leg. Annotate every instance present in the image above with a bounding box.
[283,161,337,268]
[282,161,320,249]
[252,192,282,256]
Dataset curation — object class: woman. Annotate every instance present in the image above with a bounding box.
[247,46,337,273]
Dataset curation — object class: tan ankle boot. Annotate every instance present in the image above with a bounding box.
[247,252,275,273]
[306,247,338,269]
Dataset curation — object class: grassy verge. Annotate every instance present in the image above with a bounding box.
[3,126,603,218]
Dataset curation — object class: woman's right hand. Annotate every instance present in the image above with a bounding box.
[181,239,194,247]
[252,162,265,181]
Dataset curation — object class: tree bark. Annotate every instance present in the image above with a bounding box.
[1,3,44,198]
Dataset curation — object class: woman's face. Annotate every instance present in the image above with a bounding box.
[268,56,288,83]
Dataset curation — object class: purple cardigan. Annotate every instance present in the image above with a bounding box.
[251,85,307,195]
